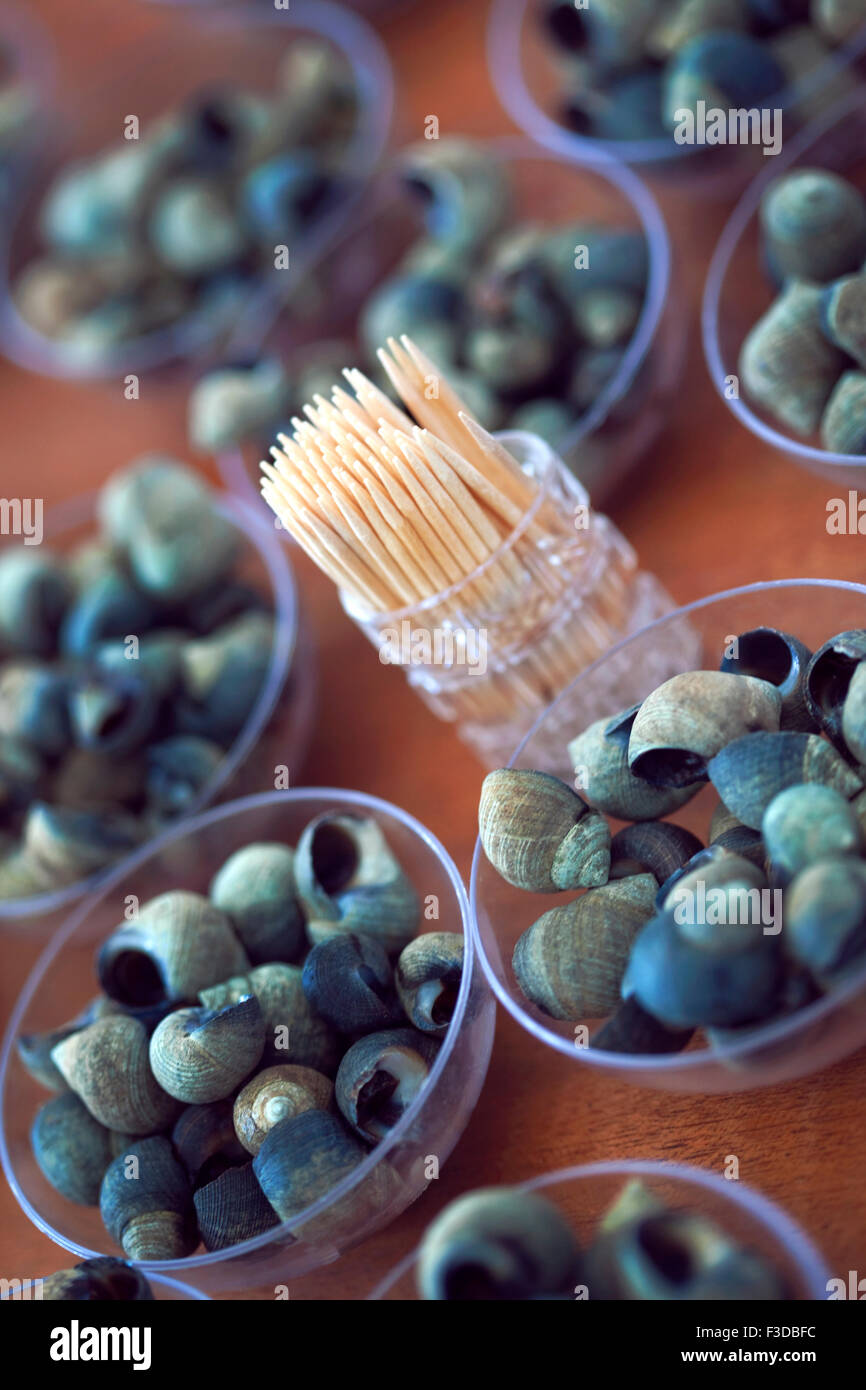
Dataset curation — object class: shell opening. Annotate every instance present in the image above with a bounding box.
[311,823,358,895]
[630,749,708,788]
[637,1218,693,1287]
[100,948,164,1007]
[721,631,793,688]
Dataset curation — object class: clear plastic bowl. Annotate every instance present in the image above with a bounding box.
[703,86,866,487]
[488,0,866,193]
[0,487,307,925]
[471,579,866,1094]
[216,135,683,511]
[368,1160,831,1300]
[0,789,495,1296]
[0,1,393,379]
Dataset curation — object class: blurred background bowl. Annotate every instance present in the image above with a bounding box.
[216,135,682,512]
[471,578,866,1094]
[0,487,307,925]
[0,0,393,379]
[703,86,866,487]
[488,0,866,194]
[368,1159,831,1299]
[0,787,495,1294]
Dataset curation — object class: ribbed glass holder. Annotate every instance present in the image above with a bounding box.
[340,431,694,767]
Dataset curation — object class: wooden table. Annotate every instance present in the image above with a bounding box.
[1,0,864,1300]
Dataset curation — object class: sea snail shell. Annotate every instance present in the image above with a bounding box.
[707,730,863,830]
[193,1162,279,1252]
[301,932,404,1034]
[479,768,611,893]
[40,1257,154,1302]
[512,874,658,1021]
[627,671,782,788]
[32,1091,113,1206]
[762,782,862,881]
[294,812,420,955]
[252,1109,367,1224]
[209,841,305,965]
[100,1135,197,1260]
[200,962,344,1075]
[148,995,266,1104]
[719,627,816,734]
[98,890,250,1008]
[416,1187,581,1301]
[335,1029,439,1143]
[805,629,866,752]
[51,1014,180,1135]
[567,713,702,822]
[395,932,464,1035]
[233,1065,334,1155]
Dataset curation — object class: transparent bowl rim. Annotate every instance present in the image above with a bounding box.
[0,0,394,379]
[487,0,866,169]
[0,787,483,1272]
[221,131,673,510]
[702,84,866,470]
[470,576,866,1073]
[367,1158,832,1299]
[0,486,299,920]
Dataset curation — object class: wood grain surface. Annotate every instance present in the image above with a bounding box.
[1,0,864,1300]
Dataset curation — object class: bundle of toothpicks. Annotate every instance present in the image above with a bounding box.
[260,335,635,731]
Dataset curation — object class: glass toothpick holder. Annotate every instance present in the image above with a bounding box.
[340,431,698,768]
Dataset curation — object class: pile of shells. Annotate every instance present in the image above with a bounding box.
[187,138,648,464]
[13,39,359,363]
[740,166,866,453]
[0,456,276,903]
[539,0,863,146]
[479,624,866,1054]
[415,1179,788,1299]
[21,812,464,1256]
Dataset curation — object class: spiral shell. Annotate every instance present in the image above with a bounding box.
[785,858,866,985]
[417,1187,581,1301]
[760,168,866,285]
[335,1029,439,1143]
[32,1092,113,1205]
[301,932,403,1034]
[234,1065,334,1155]
[805,628,866,750]
[209,842,305,966]
[479,768,611,892]
[98,890,250,1008]
[842,659,866,764]
[589,996,694,1055]
[627,672,782,788]
[148,995,265,1104]
[100,1135,197,1260]
[395,932,464,1034]
[193,1162,279,1251]
[200,962,344,1075]
[51,1014,180,1135]
[740,280,847,437]
[252,1109,367,1224]
[0,548,70,657]
[567,713,702,821]
[294,812,420,954]
[719,627,816,733]
[609,822,704,885]
[171,1098,247,1186]
[513,874,658,1020]
[40,1257,154,1302]
[707,731,863,829]
[762,783,862,881]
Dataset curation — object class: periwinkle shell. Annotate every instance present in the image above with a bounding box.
[335,1028,439,1143]
[707,730,863,829]
[627,671,782,788]
[760,167,866,284]
[51,1014,180,1135]
[785,857,866,983]
[100,1135,197,1260]
[210,842,305,965]
[567,713,703,821]
[301,932,403,1034]
[719,626,816,733]
[32,1091,113,1205]
[0,549,70,657]
[395,931,464,1035]
[234,1065,334,1155]
[513,874,658,1020]
[739,280,847,436]
[820,371,866,455]
[479,768,611,892]
[148,996,266,1104]
[193,1162,279,1252]
[762,782,862,880]
[40,1257,154,1302]
[201,961,344,1075]
[416,1187,581,1301]
[252,1108,366,1224]
[805,628,866,749]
